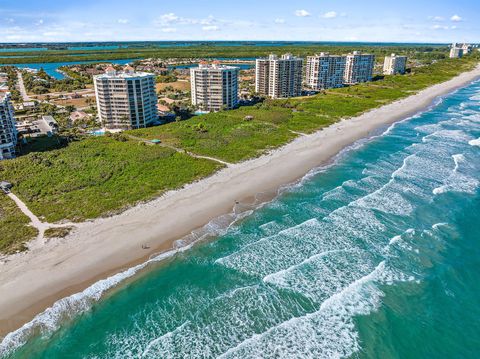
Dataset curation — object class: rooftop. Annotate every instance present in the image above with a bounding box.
[195,63,239,70]
[95,66,155,79]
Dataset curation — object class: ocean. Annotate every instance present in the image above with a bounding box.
[2,80,480,358]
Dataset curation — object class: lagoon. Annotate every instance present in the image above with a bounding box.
[0,59,135,79]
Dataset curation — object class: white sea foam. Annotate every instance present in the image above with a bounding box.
[5,81,480,358]
[218,261,403,359]
[432,154,479,195]
[0,259,151,356]
[0,210,238,357]
[138,284,308,359]
[469,93,480,101]
[215,219,355,278]
[263,249,378,303]
[469,138,480,147]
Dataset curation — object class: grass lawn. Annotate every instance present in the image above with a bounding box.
[0,194,38,254]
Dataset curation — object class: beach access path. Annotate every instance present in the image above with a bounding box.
[6,193,75,246]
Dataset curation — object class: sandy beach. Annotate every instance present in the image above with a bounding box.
[1,64,480,338]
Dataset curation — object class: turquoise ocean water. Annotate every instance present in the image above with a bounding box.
[2,80,480,358]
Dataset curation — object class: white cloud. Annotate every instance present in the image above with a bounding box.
[432,24,449,30]
[43,31,70,37]
[159,13,179,23]
[118,19,129,24]
[428,16,445,21]
[451,25,457,30]
[450,14,462,22]
[155,13,219,28]
[274,18,285,24]
[35,19,44,26]
[202,25,219,31]
[322,11,337,19]
[161,27,177,33]
[295,10,310,17]
[200,16,216,25]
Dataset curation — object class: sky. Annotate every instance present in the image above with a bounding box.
[0,0,478,43]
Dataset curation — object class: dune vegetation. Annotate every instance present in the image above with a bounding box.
[0,137,222,223]
[0,48,478,252]
[0,194,38,254]
[129,55,480,162]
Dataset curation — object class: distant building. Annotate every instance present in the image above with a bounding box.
[449,43,464,58]
[17,101,36,111]
[93,65,158,130]
[383,54,408,75]
[0,72,8,92]
[344,51,375,85]
[255,54,303,98]
[0,93,17,160]
[461,43,473,55]
[190,62,239,111]
[305,53,346,90]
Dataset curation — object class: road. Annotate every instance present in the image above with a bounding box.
[16,71,31,102]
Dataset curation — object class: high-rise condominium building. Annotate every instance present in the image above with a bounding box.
[383,53,408,75]
[94,66,158,130]
[255,54,303,98]
[343,51,375,85]
[461,43,473,55]
[190,62,239,112]
[0,93,17,160]
[449,43,464,58]
[305,53,346,90]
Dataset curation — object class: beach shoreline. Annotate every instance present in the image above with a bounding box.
[1,64,480,339]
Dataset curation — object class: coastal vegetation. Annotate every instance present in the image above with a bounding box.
[0,47,478,252]
[0,136,222,223]
[0,66,21,102]
[130,54,480,162]
[0,194,38,254]
[0,44,451,65]
[44,226,73,239]
[22,68,88,94]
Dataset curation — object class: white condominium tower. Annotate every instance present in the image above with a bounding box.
[449,43,467,58]
[383,53,407,75]
[344,51,375,85]
[94,65,158,130]
[449,47,463,59]
[449,43,463,58]
[190,62,239,112]
[461,43,473,55]
[305,53,346,90]
[255,54,303,98]
[0,93,17,160]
